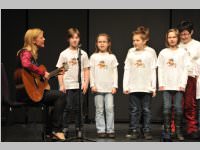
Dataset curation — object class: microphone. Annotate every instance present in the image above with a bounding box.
[77,44,82,61]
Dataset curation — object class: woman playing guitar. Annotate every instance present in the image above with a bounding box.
[15,28,66,141]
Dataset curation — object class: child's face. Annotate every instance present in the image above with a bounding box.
[168,31,178,47]
[69,33,80,48]
[133,34,146,50]
[180,30,192,44]
[96,35,109,52]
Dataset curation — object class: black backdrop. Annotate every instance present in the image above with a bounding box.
[2,9,200,122]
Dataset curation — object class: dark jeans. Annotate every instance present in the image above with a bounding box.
[163,91,183,115]
[42,90,66,132]
[62,89,83,129]
[129,92,152,132]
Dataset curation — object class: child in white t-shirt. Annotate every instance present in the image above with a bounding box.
[56,28,90,138]
[157,28,189,141]
[178,21,200,138]
[123,26,157,140]
[90,33,118,138]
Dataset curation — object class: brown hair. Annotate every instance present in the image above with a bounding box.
[95,33,112,54]
[165,28,180,48]
[132,26,150,42]
[66,28,80,40]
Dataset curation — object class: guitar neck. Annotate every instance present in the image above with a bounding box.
[49,68,61,78]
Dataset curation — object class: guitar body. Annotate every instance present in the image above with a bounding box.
[15,65,50,103]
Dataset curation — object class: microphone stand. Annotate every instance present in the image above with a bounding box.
[67,46,95,142]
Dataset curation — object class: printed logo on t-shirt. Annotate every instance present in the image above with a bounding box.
[98,60,107,69]
[69,57,78,65]
[134,59,145,68]
[167,58,176,68]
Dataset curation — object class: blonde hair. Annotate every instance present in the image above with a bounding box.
[22,28,44,60]
[95,33,112,54]
[165,28,180,48]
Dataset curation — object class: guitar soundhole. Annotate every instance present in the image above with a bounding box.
[40,77,45,82]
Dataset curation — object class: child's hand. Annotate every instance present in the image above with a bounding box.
[111,88,117,94]
[123,90,129,95]
[159,86,165,91]
[152,91,156,97]
[59,68,65,75]
[91,86,97,93]
[179,87,185,92]
[59,85,66,93]
[82,82,88,94]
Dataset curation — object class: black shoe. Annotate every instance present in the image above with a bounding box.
[171,132,176,139]
[164,131,172,142]
[107,133,115,138]
[198,130,200,139]
[186,132,199,139]
[143,131,153,140]
[63,128,69,138]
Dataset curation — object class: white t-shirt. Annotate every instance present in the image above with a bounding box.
[146,46,157,59]
[179,39,200,77]
[157,47,189,91]
[90,52,118,93]
[123,47,157,93]
[56,48,89,89]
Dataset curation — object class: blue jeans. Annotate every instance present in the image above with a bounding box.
[129,92,152,132]
[94,93,114,133]
[163,91,183,115]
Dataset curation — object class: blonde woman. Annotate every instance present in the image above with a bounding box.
[16,28,66,141]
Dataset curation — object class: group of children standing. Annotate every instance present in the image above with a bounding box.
[56,21,200,141]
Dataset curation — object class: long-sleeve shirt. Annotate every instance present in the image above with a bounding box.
[179,39,200,78]
[123,47,157,93]
[19,50,45,76]
[90,52,118,93]
[157,47,189,91]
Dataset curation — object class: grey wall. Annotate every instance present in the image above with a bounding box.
[2,9,200,122]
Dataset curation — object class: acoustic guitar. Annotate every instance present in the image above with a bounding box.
[14,63,68,103]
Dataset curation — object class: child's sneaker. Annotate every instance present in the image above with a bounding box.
[97,132,106,138]
[107,133,115,138]
[131,129,140,140]
[143,131,153,140]
[125,129,133,138]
